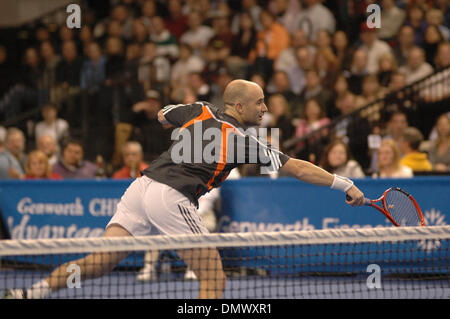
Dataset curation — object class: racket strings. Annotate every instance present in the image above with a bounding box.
[384,190,421,226]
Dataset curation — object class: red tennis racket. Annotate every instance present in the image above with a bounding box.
[346,187,426,227]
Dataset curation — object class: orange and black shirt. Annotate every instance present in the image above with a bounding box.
[142,102,290,207]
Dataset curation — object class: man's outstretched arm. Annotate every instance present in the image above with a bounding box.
[280,158,365,207]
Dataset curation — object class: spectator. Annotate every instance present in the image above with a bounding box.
[393,25,416,67]
[384,111,409,147]
[228,11,258,78]
[275,29,311,74]
[0,45,13,98]
[231,0,263,33]
[52,140,98,178]
[334,92,372,170]
[267,70,296,106]
[112,141,149,179]
[294,0,336,42]
[378,52,398,88]
[382,72,414,122]
[426,8,450,41]
[427,114,450,171]
[332,74,351,119]
[105,20,124,41]
[79,26,93,53]
[20,47,42,89]
[435,42,450,69]
[34,103,69,146]
[24,150,62,180]
[180,11,215,54]
[34,25,51,45]
[377,0,406,41]
[37,134,59,166]
[80,42,106,92]
[332,30,352,71]
[58,25,74,44]
[435,0,450,29]
[131,90,172,163]
[399,127,432,172]
[315,29,332,51]
[55,41,83,89]
[0,128,26,179]
[140,0,157,28]
[164,0,189,41]
[263,94,295,143]
[202,42,229,85]
[359,23,392,75]
[314,48,338,90]
[294,98,330,162]
[186,72,211,101]
[209,71,234,108]
[104,4,134,40]
[423,25,445,68]
[272,0,302,35]
[405,5,427,46]
[356,75,386,124]
[40,41,61,95]
[170,43,205,87]
[251,9,290,62]
[346,49,368,95]
[319,139,365,178]
[182,0,212,20]
[285,46,311,95]
[250,73,267,95]
[123,43,141,87]
[208,10,233,54]
[0,126,6,147]
[138,42,171,91]
[399,46,434,84]
[149,16,179,59]
[131,19,149,45]
[104,37,125,86]
[372,139,413,178]
[295,69,333,119]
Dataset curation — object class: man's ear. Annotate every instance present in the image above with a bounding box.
[235,102,244,114]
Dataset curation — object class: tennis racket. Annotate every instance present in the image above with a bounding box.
[346,187,426,227]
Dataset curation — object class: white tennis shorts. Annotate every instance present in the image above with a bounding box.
[107,176,208,236]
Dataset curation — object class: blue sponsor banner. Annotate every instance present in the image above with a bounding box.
[0,177,448,273]
[0,179,131,240]
[219,177,449,274]
[219,177,449,231]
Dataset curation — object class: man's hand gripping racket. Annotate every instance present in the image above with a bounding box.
[346,187,426,227]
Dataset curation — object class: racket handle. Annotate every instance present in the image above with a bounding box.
[346,194,371,205]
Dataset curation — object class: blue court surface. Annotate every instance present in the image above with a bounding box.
[1,270,449,299]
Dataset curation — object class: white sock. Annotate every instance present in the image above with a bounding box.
[27,280,51,299]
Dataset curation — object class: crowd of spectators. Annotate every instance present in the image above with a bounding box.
[0,0,449,182]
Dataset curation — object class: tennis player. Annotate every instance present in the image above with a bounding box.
[4,80,365,299]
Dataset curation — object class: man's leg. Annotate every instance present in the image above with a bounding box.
[176,247,226,299]
[46,224,131,292]
[5,224,131,299]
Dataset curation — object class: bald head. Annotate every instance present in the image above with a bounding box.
[223,80,267,126]
[37,134,57,156]
[223,80,257,106]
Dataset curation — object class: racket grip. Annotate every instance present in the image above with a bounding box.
[346,194,370,205]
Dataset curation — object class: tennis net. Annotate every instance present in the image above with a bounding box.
[1,225,449,299]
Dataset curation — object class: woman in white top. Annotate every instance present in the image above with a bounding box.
[319,139,365,178]
[373,139,413,178]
